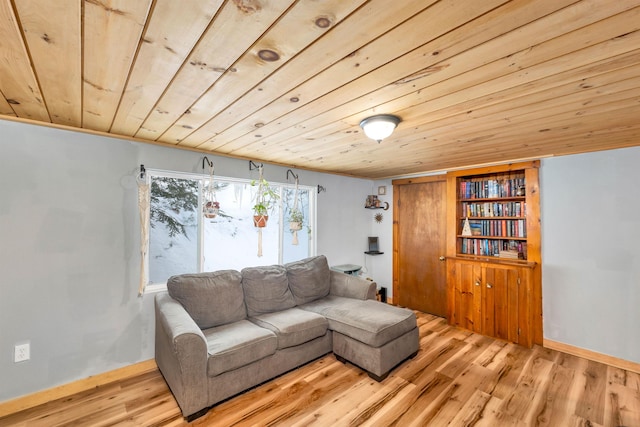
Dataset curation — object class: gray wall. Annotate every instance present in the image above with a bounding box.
[0,119,373,402]
[541,147,640,363]
[3,117,638,403]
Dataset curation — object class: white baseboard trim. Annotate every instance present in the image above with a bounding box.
[544,339,640,374]
[0,359,158,418]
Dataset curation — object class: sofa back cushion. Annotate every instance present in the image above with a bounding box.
[241,265,296,316]
[167,270,246,329]
[285,255,331,305]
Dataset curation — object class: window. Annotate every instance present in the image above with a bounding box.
[146,170,315,289]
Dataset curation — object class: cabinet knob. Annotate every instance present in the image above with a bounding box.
[475,281,481,287]
[439,256,445,261]
[486,283,493,289]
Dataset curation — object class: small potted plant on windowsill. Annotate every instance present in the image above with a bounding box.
[251,177,279,228]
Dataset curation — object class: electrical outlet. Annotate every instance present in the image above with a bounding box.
[14,343,30,363]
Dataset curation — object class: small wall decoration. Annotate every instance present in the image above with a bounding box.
[374,212,384,223]
[378,186,386,195]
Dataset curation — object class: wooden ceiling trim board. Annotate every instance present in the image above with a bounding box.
[109,0,224,136]
[0,0,50,122]
[82,0,152,131]
[179,0,437,148]
[134,0,297,141]
[184,0,507,151]
[14,0,81,127]
[159,0,368,145]
[217,0,604,156]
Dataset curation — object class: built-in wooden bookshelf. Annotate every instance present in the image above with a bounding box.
[446,161,542,347]
[456,171,528,260]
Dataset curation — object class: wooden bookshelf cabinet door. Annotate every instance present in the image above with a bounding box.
[450,260,533,347]
[451,260,482,333]
[482,264,532,347]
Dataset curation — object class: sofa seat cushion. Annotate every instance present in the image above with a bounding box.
[285,255,331,305]
[300,296,416,348]
[250,308,329,349]
[241,264,296,316]
[203,320,277,377]
[167,270,246,330]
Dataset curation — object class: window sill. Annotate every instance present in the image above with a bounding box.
[144,283,167,294]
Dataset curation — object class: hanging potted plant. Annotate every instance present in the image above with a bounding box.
[288,208,304,231]
[202,157,220,219]
[251,177,279,228]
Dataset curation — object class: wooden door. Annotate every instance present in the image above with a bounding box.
[393,177,447,316]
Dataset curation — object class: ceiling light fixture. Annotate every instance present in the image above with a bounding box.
[359,114,401,143]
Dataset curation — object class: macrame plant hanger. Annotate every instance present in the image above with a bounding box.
[291,176,300,245]
[137,165,150,296]
[203,157,219,219]
[256,165,266,257]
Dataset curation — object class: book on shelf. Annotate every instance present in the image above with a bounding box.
[459,174,526,199]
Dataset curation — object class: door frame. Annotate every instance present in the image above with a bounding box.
[392,174,446,307]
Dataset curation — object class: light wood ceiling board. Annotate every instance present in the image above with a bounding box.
[83,0,152,131]
[382,102,640,169]
[14,0,81,126]
[291,9,640,154]
[399,92,640,158]
[221,0,614,157]
[200,0,572,153]
[109,0,224,136]
[400,59,640,132]
[159,0,367,145]
[0,90,16,115]
[404,124,640,176]
[392,103,639,172]
[294,101,640,176]
[531,126,640,158]
[134,0,296,141]
[0,0,49,121]
[180,0,437,148]
[182,0,507,149]
[401,74,640,144]
[371,50,640,161]
[398,25,640,132]
[442,98,640,148]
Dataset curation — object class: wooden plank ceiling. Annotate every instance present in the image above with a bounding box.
[1,0,639,179]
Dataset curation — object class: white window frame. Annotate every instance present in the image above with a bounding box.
[143,168,317,293]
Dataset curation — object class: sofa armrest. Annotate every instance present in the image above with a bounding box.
[155,292,208,417]
[330,270,377,300]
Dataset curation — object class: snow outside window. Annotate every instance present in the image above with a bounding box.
[145,170,315,290]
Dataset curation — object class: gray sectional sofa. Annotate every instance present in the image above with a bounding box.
[154,255,419,420]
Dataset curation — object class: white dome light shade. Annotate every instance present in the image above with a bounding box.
[359,114,401,143]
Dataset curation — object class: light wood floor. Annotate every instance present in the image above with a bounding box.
[2,312,639,426]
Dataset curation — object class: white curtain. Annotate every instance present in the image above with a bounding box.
[137,174,150,296]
